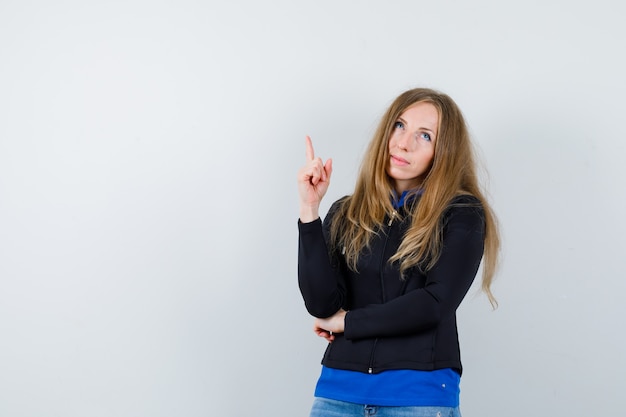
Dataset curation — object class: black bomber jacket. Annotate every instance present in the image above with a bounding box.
[297,195,485,375]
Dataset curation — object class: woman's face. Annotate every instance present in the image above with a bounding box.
[386,101,439,193]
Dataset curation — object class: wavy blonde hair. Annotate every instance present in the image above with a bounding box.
[329,88,500,307]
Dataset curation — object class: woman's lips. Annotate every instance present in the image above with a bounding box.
[390,155,409,166]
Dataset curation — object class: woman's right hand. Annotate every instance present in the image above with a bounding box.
[297,136,333,222]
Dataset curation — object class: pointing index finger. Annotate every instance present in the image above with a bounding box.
[305,135,315,161]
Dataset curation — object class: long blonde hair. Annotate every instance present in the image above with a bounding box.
[329,88,500,307]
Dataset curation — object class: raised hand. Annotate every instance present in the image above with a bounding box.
[297,136,332,222]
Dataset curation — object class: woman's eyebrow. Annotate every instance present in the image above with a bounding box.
[397,116,436,134]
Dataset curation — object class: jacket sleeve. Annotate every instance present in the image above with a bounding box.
[343,202,485,340]
[298,200,348,318]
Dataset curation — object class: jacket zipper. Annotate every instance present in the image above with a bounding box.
[368,210,396,374]
[368,339,378,374]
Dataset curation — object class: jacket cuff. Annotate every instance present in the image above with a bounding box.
[298,217,322,230]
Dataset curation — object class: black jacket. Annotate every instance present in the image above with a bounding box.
[298,195,485,375]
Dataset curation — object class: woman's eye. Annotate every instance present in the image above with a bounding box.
[420,132,431,141]
[393,121,404,129]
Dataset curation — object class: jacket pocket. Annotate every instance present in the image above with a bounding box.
[373,331,436,369]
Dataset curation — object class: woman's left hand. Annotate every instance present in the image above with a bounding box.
[313,309,347,343]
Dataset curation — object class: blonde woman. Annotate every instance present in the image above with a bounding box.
[297,88,500,417]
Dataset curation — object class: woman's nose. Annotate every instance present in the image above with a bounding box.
[396,132,412,150]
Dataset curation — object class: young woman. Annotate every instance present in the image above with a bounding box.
[297,88,500,417]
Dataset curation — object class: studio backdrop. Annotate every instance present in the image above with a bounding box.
[1,1,624,416]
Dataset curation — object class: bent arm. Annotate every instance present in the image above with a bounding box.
[298,202,347,318]
[344,204,485,340]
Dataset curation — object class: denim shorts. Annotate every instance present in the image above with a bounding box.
[310,397,462,417]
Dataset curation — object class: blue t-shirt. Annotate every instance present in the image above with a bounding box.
[392,189,420,208]
[314,366,460,406]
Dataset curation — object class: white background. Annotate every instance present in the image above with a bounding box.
[1,1,625,416]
